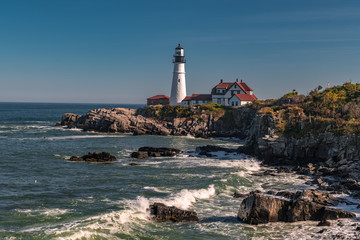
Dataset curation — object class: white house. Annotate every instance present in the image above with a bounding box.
[229,93,257,107]
[181,94,212,107]
[211,79,256,106]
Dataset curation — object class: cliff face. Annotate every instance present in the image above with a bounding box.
[59,105,359,170]
[59,107,260,138]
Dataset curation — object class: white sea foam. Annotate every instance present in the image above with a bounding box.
[151,184,216,210]
[46,135,125,140]
[15,208,70,217]
[17,134,125,141]
[143,186,171,193]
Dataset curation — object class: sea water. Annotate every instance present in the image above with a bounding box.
[0,102,359,240]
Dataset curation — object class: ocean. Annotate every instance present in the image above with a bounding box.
[0,102,359,240]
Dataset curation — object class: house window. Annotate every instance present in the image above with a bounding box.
[232,102,234,106]
[217,98,221,104]
[235,101,238,106]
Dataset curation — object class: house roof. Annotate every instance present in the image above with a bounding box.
[239,82,253,91]
[182,94,212,102]
[233,82,248,93]
[211,82,233,95]
[232,93,258,101]
[147,95,170,100]
[191,94,212,101]
[182,96,191,101]
[215,82,233,89]
[212,80,254,95]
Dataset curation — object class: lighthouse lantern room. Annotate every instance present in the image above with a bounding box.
[170,44,187,105]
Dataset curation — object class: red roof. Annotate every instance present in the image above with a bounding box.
[232,93,257,101]
[182,96,191,101]
[190,94,212,101]
[147,95,170,100]
[233,82,248,93]
[215,82,233,89]
[182,94,212,102]
[239,82,253,91]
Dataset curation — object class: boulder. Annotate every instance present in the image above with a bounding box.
[149,203,199,222]
[292,189,334,206]
[131,147,181,159]
[196,145,237,156]
[237,193,355,225]
[70,152,116,162]
[60,113,82,128]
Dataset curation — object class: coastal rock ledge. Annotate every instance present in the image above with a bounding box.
[131,147,181,159]
[70,152,116,162]
[237,191,356,225]
[58,107,257,138]
[149,203,199,222]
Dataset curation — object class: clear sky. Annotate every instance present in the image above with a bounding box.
[1,0,360,103]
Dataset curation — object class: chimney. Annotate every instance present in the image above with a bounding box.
[236,78,239,82]
[220,79,223,83]
[241,79,243,83]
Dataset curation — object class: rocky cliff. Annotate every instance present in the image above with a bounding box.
[59,106,259,138]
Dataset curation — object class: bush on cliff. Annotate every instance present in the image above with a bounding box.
[257,82,360,137]
[141,103,231,121]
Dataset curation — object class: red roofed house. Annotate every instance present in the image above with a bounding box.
[229,93,257,106]
[181,94,212,107]
[147,95,170,106]
[211,78,256,106]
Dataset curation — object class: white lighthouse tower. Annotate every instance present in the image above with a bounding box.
[170,44,187,105]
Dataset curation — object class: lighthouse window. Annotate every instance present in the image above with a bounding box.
[178,79,180,83]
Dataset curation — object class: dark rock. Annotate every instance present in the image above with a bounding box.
[196,145,237,154]
[237,192,355,225]
[292,189,335,206]
[69,156,84,161]
[129,162,140,166]
[233,192,247,198]
[70,152,116,162]
[130,151,148,159]
[276,191,295,198]
[266,190,276,195]
[149,203,199,222]
[278,167,292,173]
[318,219,331,226]
[317,229,327,233]
[60,113,81,128]
[131,147,181,159]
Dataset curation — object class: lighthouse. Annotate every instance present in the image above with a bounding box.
[170,44,187,105]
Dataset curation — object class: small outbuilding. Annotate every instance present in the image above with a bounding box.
[147,95,170,106]
[229,93,257,107]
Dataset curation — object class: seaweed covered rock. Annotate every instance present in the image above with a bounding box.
[149,203,199,222]
[70,152,116,162]
[237,192,355,225]
[131,147,181,159]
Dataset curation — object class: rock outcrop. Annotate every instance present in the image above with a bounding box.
[70,152,116,162]
[58,106,360,196]
[195,145,238,155]
[149,203,199,222]
[58,107,258,138]
[131,147,181,159]
[237,191,355,225]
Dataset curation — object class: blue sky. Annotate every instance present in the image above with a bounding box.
[1,0,360,103]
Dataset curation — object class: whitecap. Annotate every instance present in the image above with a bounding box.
[143,186,171,193]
